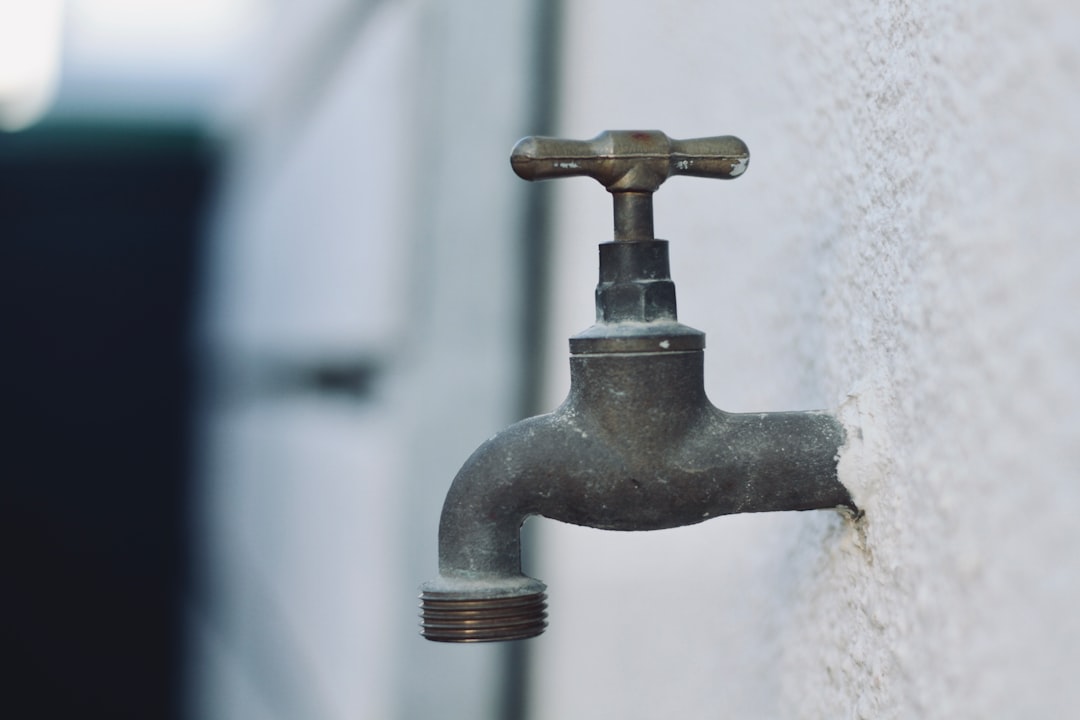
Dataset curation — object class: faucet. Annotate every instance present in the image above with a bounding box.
[419,130,856,642]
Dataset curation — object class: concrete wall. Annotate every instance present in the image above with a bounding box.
[534,1,1080,718]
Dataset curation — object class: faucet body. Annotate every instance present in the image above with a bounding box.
[420,238,854,642]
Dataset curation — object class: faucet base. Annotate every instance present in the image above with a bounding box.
[419,590,547,643]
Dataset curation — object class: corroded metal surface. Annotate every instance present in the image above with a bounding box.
[419,132,855,642]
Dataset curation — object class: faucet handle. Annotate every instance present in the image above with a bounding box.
[511,130,749,240]
[510,130,749,191]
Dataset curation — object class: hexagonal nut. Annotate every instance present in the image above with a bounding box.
[598,280,677,323]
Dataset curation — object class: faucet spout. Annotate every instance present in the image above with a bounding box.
[419,346,854,642]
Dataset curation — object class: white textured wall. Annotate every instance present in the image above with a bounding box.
[535,1,1080,718]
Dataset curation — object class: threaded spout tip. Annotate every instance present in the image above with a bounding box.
[419,590,547,643]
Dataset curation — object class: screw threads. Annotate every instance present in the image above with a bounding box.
[419,590,547,643]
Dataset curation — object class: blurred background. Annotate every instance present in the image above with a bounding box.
[4,1,1079,719]
[4,1,555,718]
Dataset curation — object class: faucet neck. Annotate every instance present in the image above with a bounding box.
[596,239,677,323]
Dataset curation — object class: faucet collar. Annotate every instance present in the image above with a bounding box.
[571,238,706,354]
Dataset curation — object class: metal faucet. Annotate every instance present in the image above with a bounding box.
[419,131,856,642]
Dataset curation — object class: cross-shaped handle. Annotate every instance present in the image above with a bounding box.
[511,130,749,240]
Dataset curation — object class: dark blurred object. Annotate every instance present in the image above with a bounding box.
[0,123,215,719]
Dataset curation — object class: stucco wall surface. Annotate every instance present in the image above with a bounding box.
[534,1,1080,718]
